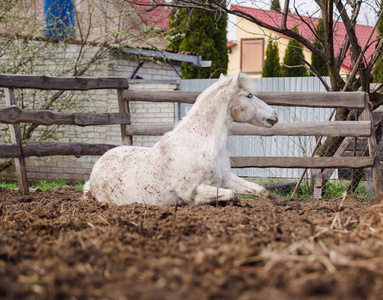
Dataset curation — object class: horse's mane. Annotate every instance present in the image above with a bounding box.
[177,72,257,126]
[194,72,256,105]
[237,72,257,94]
[194,76,228,104]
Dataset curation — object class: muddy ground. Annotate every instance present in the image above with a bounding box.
[1,187,383,300]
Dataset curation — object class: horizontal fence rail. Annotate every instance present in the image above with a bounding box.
[0,74,130,90]
[0,142,116,158]
[0,106,130,126]
[124,90,367,108]
[230,156,375,169]
[124,121,371,137]
[22,141,116,157]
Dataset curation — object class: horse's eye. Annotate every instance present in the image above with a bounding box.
[247,94,253,98]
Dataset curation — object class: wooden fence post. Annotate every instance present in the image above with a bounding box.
[117,89,132,145]
[312,165,322,199]
[5,88,29,194]
[363,94,383,197]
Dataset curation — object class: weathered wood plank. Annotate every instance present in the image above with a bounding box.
[118,88,132,145]
[73,112,130,126]
[255,92,366,108]
[230,156,375,169]
[0,106,130,126]
[22,141,116,157]
[5,88,29,194]
[125,90,200,104]
[108,113,131,126]
[230,121,371,137]
[363,93,383,197]
[0,143,21,158]
[124,90,366,108]
[125,121,371,137]
[125,123,174,136]
[0,74,129,90]
[313,168,323,199]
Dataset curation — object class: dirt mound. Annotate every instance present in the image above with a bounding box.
[1,188,383,299]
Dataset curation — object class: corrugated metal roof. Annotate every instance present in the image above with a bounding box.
[122,47,211,67]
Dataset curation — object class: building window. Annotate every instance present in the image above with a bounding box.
[241,38,264,74]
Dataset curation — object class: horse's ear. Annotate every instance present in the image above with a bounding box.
[231,70,242,87]
[219,73,226,79]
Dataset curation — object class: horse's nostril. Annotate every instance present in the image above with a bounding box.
[267,118,277,126]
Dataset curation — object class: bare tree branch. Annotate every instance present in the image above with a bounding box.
[292,49,331,92]
[281,0,290,29]
[122,0,383,93]
[124,0,327,59]
[334,1,364,68]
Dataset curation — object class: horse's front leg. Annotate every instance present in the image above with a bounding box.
[192,184,238,205]
[225,174,287,206]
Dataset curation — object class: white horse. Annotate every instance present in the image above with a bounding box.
[83,71,286,206]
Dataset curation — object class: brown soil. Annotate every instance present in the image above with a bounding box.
[1,186,383,300]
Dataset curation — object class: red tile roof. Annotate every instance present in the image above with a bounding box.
[130,0,169,30]
[231,5,377,71]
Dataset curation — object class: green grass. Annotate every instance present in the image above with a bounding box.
[247,178,371,199]
[0,178,371,199]
[0,178,85,191]
[73,182,85,190]
[0,181,18,190]
[285,180,371,199]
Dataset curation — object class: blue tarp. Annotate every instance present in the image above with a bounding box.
[44,0,76,39]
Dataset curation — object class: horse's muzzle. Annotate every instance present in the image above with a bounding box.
[266,113,278,126]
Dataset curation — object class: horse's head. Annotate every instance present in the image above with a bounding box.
[225,71,278,128]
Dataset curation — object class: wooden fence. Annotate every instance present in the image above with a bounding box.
[1,74,383,198]
[0,74,130,194]
[124,90,383,198]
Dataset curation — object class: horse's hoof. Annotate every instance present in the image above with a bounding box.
[99,202,109,209]
[233,191,239,202]
[82,190,94,201]
[270,195,288,206]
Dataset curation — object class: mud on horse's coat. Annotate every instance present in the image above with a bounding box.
[84,71,285,206]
